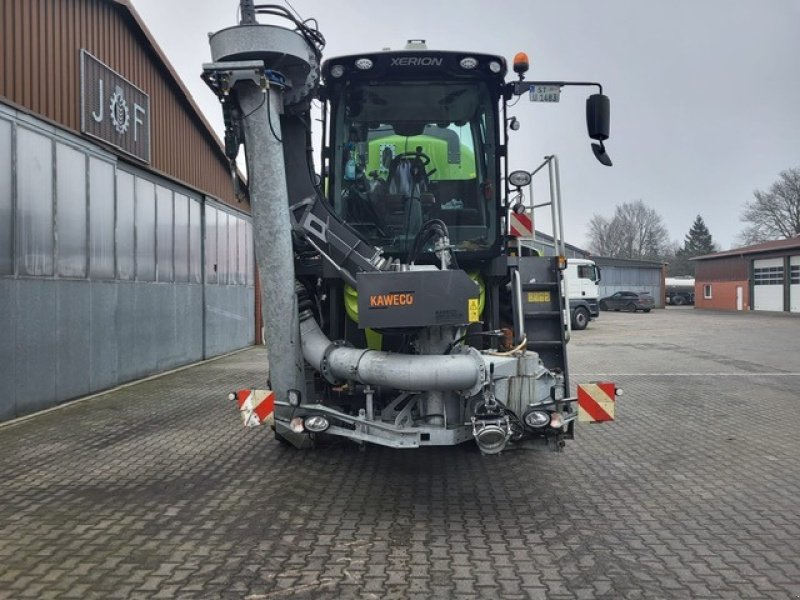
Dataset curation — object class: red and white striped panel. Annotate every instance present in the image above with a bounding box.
[233,389,275,428]
[509,211,533,238]
[577,381,616,423]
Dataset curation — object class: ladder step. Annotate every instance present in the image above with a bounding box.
[523,311,561,318]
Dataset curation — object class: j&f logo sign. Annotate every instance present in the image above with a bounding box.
[81,50,151,163]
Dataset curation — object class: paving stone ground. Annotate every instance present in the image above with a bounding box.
[1,308,799,599]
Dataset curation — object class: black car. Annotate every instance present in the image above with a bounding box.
[599,291,654,312]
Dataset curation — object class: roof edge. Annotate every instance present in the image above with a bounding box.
[111,0,246,192]
[691,236,800,261]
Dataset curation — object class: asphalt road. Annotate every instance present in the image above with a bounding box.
[1,308,798,599]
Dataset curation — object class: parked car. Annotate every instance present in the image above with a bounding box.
[599,291,654,312]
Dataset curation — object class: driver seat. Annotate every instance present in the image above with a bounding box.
[384,157,426,235]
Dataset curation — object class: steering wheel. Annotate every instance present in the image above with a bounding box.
[393,150,431,167]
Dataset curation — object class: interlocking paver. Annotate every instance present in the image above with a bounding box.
[1,309,799,598]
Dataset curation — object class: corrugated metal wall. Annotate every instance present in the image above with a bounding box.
[0,0,238,206]
[598,266,665,308]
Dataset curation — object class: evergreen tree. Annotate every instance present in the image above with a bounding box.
[683,215,716,256]
[670,215,717,276]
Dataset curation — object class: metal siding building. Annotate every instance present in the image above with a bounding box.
[693,238,800,313]
[529,231,591,260]
[0,0,255,421]
[592,257,667,308]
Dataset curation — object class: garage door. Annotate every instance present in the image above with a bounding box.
[753,258,784,311]
[791,256,800,313]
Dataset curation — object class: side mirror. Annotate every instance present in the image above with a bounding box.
[586,94,610,140]
[586,94,612,167]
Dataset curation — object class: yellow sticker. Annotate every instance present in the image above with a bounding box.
[468,298,480,322]
[527,291,551,303]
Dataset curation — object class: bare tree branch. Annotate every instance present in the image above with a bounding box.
[739,168,800,244]
[586,200,670,259]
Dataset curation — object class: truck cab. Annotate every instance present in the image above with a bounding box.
[564,258,601,330]
[322,45,505,268]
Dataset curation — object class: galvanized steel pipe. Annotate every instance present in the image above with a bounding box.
[300,316,482,392]
[238,83,307,404]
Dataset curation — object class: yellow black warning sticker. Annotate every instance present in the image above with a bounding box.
[468,298,480,322]
[527,291,551,303]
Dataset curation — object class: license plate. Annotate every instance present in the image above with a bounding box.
[529,85,561,103]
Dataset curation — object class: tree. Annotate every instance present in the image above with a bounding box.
[682,215,716,256]
[668,215,717,276]
[587,200,670,260]
[739,167,800,244]
[664,241,690,276]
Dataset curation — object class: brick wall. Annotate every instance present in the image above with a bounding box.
[694,280,749,311]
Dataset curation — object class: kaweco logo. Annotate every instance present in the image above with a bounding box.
[390,57,443,67]
[369,292,415,308]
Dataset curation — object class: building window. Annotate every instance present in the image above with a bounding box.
[89,157,116,279]
[228,211,238,285]
[791,264,800,285]
[189,199,201,284]
[753,266,784,285]
[56,144,88,277]
[704,284,712,299]
[116,170,135,280]
[173,193,189,283]
[0,119,14,276]
[16,127,54,276]
[217,210,228,284]
[205,205,218,284]
[156,185,174,282]
[135,177,156,281]
[245,221,254,286]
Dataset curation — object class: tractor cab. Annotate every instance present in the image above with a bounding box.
[321,45,507,265]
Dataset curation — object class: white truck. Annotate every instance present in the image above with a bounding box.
[565,258,600,330]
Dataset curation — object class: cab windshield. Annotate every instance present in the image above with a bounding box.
[331,81,498,258]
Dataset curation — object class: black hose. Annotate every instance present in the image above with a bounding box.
[408,219,458,266]
[253,4,325,55]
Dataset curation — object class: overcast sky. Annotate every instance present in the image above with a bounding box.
[132,0,800,250]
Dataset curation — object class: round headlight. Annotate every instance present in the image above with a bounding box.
[489,61,502,74]
[523,410,549,429]
[355,58,373,70]
[330,64,345,78]
[459,57,478,69]
[508,170,532,188]
[304,415,330,432]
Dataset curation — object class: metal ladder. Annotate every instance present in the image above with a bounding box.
[511,155,571,386]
